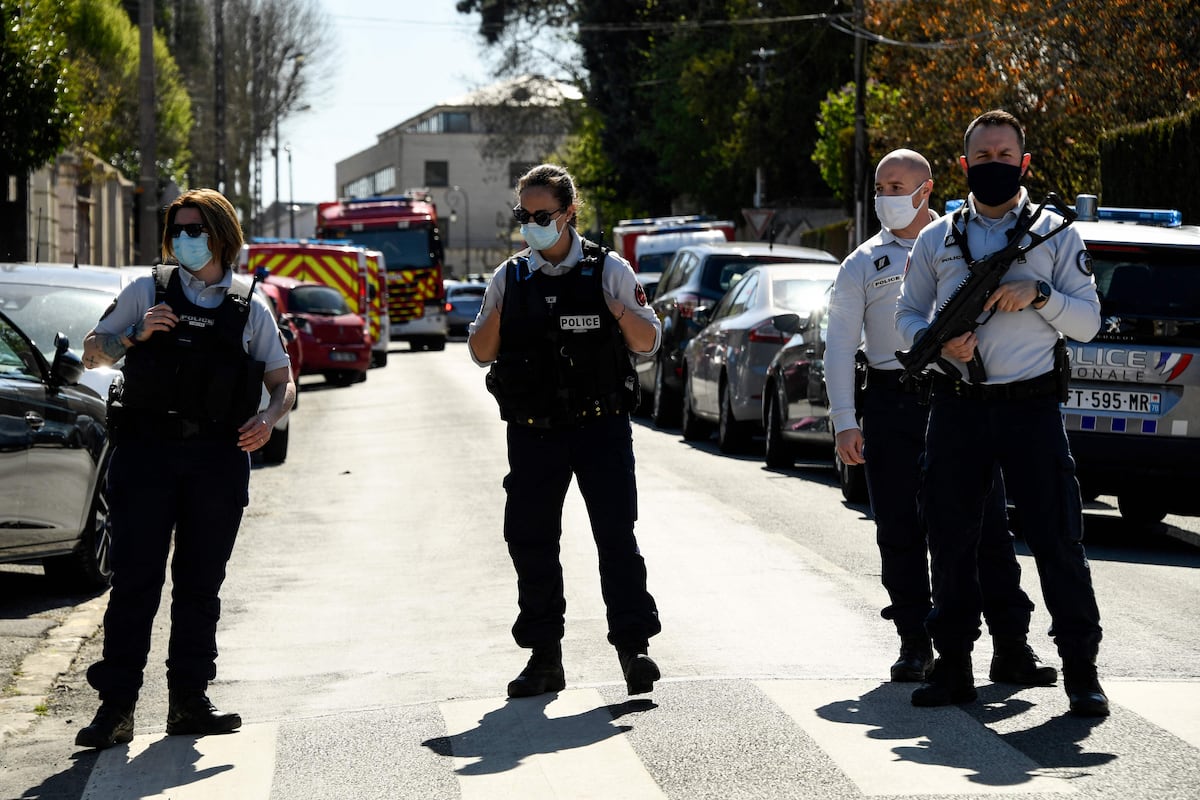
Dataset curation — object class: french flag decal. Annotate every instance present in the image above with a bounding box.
[1156,352,1193,382]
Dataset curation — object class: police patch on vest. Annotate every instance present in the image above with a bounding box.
[1077,249,1094,276]
[180,314,216,329]
[560,314,602,332]
[874,255,890,271]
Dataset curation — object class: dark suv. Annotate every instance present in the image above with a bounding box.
[0,311,111,588]
[638,241,838,428]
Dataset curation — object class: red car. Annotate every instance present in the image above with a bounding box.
[257,275,370,386]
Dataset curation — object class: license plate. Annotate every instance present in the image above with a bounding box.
[1064,388,1161,414]
[330,351,357,362]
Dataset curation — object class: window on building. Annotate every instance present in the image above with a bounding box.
[341,166,397,198]
[406,111,473,134]
[425,161,449,187]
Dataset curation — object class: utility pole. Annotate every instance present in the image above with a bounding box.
[751,47,776,209]
[214,0,225,193]
[138,0,158,263]
[853,0,867,247]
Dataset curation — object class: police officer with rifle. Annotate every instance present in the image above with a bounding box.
[896,110,1109,717]
[829,149,1049,688]
[469,164,662,698]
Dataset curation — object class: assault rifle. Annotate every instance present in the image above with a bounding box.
[895,193,1076,384]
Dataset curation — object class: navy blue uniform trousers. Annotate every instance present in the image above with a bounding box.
[920,389,1103,659]
[861,377,1035,641]
[503,414,661,651]
[87,439,249,705]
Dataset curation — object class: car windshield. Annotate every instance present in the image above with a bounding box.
[0,284,114,358]
[448,285,485,301]
[289,285,352,315]
[773,277,833,314]
[1092,246,1200,345]
[700,255,800,294]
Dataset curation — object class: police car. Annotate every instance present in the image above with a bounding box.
[1062,196,1200,523]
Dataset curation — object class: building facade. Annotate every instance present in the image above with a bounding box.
[334,75,580,279]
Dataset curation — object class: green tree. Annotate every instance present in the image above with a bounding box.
[62,0,193,185]
[0,0,75,175]
[811,80,902,205]
[863,0,1200,202]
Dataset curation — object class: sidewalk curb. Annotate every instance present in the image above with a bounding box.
[0,594,108,742]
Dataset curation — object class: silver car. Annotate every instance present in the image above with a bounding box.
[682,263,839,453]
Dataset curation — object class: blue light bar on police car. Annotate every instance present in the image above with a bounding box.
[943,198,1182,227]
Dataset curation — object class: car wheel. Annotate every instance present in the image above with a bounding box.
[680,369,709,442]
[428,336,447,352]
[371,349,388,368]
[261,424,289,465]
[764,391,794,468]
[651,356,680,429]
[1117,492,1167,525]
[835,449,869,504]
[44,462,112,591]
[717,380,749,454]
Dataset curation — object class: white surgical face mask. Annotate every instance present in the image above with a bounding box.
[520,217,565,251]
[874,182,926,232]
[173,232,213,271]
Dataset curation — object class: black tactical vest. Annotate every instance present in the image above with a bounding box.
[486,240,638,427]
[112,265,265,440]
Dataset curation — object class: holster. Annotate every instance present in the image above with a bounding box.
[1054,334,1070,403]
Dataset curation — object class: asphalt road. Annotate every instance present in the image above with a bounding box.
[1,340,1198,799]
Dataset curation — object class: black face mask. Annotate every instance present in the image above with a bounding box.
[966,161,1022,207]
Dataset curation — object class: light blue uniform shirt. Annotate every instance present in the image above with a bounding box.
[825,214,935,434]
[896,189,1100,384]
[96,267,291,374]
[469,227,662,367]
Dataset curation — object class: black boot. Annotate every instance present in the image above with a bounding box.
[911,653,977,707]
[75,702,135,749]
[165,691,242,736]
[1063,658,1110,717]
[617,648,660,695]
[890,634,934,682]
[507,644,565,698]
[989,636,1058,686]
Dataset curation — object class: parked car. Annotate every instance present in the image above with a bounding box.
[258,275,370,387]
[681,263,840,454]
[761,285,868,502]
[444,279,487,337]
[0,263,136,399]
[0,310,111,588]
[639,241,839,428]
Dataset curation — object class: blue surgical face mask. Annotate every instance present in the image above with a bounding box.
[520,217,565,251]
[173,232,213,271]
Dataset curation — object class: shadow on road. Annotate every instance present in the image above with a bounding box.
[422,695,656,775]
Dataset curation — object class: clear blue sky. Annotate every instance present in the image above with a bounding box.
[269,1,490,205]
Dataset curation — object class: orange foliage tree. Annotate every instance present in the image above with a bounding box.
[863,0,1200,204]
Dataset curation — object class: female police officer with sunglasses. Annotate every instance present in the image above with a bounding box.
[469,164,663,697]
[75,188,296,748]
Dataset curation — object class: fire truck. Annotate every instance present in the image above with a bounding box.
[239,239,390,367]
[316,193,448,351]
[611,215,736,272]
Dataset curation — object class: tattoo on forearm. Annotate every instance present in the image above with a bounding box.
[95,334,128,365]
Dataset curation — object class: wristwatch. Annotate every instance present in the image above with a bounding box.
[122,323,139,346]
[1032,280,1052,308]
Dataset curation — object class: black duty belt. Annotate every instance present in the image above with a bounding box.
[930,370,1059,402]
[865,367,928,395]
[110,408,234,442]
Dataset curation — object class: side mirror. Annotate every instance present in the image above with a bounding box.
[693,305,711,326]
[49,332,85,387]
[772,313,802,335]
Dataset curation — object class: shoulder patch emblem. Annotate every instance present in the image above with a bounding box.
[873,255,890,272]
[1077,250,1094,276]
[98,298,118,321]
[635,283,647,306]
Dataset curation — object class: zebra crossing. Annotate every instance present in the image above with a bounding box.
[77,677,1200,799]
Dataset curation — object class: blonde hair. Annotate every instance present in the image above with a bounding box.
[162,188,244,268]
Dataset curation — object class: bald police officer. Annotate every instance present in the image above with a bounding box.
[896,110,1108,716]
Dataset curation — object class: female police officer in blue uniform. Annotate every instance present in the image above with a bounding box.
[75,189,296,748]
[469,164,662,697]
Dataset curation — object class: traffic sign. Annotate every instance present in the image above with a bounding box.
[742,208,776,240]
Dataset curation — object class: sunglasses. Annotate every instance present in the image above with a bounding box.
[169,223,208,238]
[512,205,565,227]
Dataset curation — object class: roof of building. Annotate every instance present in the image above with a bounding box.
[383,74,581,138]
